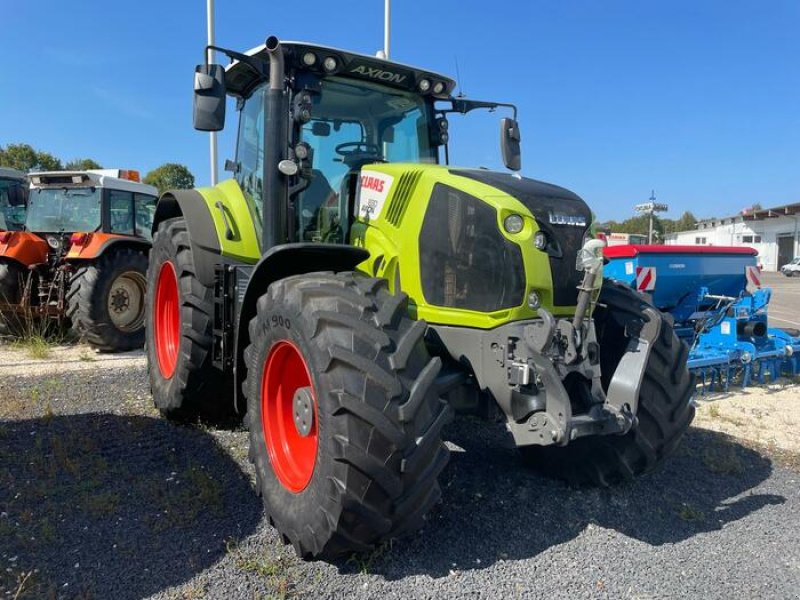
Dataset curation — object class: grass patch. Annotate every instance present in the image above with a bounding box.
[703,443,744,475]
[226,538,296,598]
[11,335,53,359]
[346,541,391,575]
[676,503,705,523]
[146,465,224,531]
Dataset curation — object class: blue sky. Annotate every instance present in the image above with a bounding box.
[1,0,798,222]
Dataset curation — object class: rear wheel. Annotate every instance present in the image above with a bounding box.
[146,217,232,423]
[67,249,148,352]
[0,259,25,336]
[521,280,695,486]
[244,272,452,559]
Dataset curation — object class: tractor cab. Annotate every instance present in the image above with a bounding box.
[194,38,521,251]
[27,169,157,247]
[0,167,28,232]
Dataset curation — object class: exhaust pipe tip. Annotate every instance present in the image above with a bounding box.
[265,36,280,53]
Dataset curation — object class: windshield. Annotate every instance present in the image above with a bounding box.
[0,177,27,231]
[295,77,436,242]
[26,187,102,232]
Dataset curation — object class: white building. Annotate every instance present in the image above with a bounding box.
[664,202,800,272]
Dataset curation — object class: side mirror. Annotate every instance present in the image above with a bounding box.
[193,64,227,131]
[500,118,521,171]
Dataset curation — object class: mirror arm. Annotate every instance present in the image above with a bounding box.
[445,98,518,120]
[204,44,269,77]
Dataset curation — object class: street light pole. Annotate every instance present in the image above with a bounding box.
[207,0,218,186]
[634,190,669,245]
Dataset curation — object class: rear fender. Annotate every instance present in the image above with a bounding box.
[0,231,48,267]
[65,233,151,260]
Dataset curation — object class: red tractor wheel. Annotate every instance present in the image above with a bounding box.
[145,217,233,423]
[153,260,180,378]
[244,272,452,559]
[261,340,318,492]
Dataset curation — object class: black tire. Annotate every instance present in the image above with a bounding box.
[521,280,695,486]
[244,272,452,559]
[145,217,231,423]
[0,259,26,336]
[66,249,148,352]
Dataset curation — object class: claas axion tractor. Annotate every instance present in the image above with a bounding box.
[0,169,157,350]
[146,36,694,559]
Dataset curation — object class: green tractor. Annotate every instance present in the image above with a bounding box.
[147,36,694,559]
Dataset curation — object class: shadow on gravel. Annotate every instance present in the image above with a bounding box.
[354,418,785,580]
[0,413,262,599]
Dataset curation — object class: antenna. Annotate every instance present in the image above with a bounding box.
[454,56,464,98]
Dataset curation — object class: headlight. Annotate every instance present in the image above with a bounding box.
[527,290,541,309]
[503,214,524,234]
[534,231,548,250]
[46,235,62,251]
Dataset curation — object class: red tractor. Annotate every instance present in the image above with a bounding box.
[0,169,157,350]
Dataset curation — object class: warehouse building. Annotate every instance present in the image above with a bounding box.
[664,202,800,272]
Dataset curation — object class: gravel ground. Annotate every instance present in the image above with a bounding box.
[1,344,799,599]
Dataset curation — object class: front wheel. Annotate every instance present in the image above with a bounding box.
[244,272,452,559]
[521,280,695,486]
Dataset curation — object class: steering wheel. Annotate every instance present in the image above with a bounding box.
[334,142,381,158]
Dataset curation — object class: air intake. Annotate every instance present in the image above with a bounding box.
[385,170,422,226]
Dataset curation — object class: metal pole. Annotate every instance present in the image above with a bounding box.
[384,0,391,59]
[649,213,654,244]
[207,0,218,186]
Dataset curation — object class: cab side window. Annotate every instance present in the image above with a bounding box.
[235,85,266,239]
[134,194,156,240]
[108,190,134,235]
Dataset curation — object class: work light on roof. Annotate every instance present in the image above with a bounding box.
[418,78,431,93]
[323,56,338,72]
[302,52,317,66]
[433,81,445,95]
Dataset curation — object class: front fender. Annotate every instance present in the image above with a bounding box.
[232,243,369,408]
[152,189,223,286]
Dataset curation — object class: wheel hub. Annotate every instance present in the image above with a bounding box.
[110,287,130,312]
[292,387,314,436]
[107,271,146,332]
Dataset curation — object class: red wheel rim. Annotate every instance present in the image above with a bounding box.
[154,261,180,379]
[261,340,318,493]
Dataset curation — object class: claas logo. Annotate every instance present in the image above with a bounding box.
[360,175,385,193]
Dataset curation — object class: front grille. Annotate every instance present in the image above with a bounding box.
[419,184,525,312]
[450,170,591,307]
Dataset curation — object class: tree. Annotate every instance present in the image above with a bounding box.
[143,163,195,194]
[64,158,102,170]
[0,143,62,172]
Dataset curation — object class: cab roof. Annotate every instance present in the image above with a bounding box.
[225,41,456,100]
[29,171,158,196]
[0,167,27,181]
